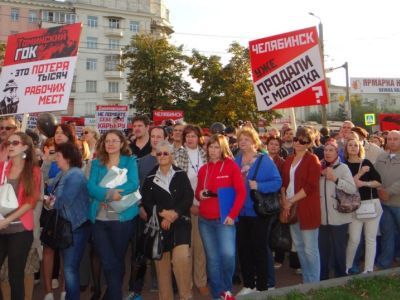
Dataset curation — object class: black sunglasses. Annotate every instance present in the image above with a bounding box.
[293,137,310,145]
[6,140,22,146]
[0,126,16,131]
[156,151,170,157]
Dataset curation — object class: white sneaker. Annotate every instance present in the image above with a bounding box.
[43,293,54,300]
[51,279,59,289]
[60,291,66,300]
[236,287,255,296]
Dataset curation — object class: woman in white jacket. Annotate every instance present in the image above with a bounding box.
[319,139,357,280]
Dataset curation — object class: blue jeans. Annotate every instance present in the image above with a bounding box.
[199,217,236,298]
[290,223,320,283]
[62,223,91,300]
[92,219,135,300]
[377,205,400,269]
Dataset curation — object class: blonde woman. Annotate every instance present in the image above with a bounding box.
[344,137,382,273]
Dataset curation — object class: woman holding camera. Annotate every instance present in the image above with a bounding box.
[196,134,246,300]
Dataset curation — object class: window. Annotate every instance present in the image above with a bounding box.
[108,82,119,93]
[109,18,120,29]
[109,39,120,50]
[11,8,19,21]
[129,21,140,33]
[29,11,38,23]
[42,11,54,22]
[105,55,120,71]
[65,14,76,24]
[85,102,96,116]
[86,81,97,93]
[87,37,98,49]
[87,16,98,28]
[86,58,97,71]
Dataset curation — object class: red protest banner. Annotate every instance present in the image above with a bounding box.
[153,110,184,125]
[249,27,328,111]
[0,23,82,115]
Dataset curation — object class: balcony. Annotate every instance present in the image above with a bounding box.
[103,92,122,101]
[104,27,124,37]
[104,71,124,79]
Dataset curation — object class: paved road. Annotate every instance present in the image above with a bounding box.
[31,256,302,299]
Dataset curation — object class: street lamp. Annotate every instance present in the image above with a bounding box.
[309,12,327,127]
[326,62,351,120]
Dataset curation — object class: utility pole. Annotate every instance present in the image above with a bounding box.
[309,12,327,127]
[343,62,351,119]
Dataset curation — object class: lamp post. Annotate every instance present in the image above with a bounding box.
[343,62,351,119]
[309,12,327,127]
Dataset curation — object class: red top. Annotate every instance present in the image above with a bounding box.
[196,158,246,220]
[1,161,41,230]
[282,151,321,230]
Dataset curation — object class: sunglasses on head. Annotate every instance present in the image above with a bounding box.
[293,137,310,145]
[156,151,170,157]
[0,126,16,131]
[6,140,22,146]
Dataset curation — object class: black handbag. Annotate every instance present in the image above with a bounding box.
[142,205,164,260]
[40,208,73,249]
[250,155,280,217]
[270,220,292,252]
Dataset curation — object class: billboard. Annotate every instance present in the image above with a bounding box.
[249,27,328,111]
[0,23,81,115]
[351,78,400,94]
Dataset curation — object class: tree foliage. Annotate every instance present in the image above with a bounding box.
[0,43,6,72]
[121,35,191,115]
[187,42,280,127]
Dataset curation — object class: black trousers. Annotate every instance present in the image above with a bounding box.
[0,230,33,300]
[237,216,272,291]
[319,224,348,280]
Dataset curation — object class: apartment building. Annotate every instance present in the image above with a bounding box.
[0,0,172,116]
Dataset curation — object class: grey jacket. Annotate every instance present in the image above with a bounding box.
[320,159,357,225]
[374,152,400,207]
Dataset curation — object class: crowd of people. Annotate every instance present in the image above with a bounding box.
[0,114,399,300]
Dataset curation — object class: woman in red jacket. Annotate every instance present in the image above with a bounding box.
[0,132,41,299]
[281,127,321,283]
[196,134,246,300]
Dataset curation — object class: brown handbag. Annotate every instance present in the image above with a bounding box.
[279,202,298,224]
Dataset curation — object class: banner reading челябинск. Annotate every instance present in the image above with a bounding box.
[0,23,82,116]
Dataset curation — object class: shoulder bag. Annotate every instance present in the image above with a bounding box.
[335,162,361,213]
[355,187,378,220]
[40,175,73,249]
[0,161,19,216]
[250,155,280,217]
[142,205,164,260]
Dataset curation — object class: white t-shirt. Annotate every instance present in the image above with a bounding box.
[286,159,302,199]
[186,147,204,205]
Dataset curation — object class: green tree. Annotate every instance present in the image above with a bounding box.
[121,35,192,115]
[0,43,6,72]
[187,42,280,127]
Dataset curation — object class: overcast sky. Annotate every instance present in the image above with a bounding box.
[165,0,400,87]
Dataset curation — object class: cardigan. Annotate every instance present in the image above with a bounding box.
[282,151,321,230]
[87,155,139,222]
[2,161,41,230]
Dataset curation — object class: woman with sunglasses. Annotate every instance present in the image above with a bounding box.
[319,139,357,280]
[87,129,139,299]
[41,124,77,300]
[141,140,193,300]
[82,127,100,159]
[196,134,246,300]
[0,132,41,300]
[280,127,321,283]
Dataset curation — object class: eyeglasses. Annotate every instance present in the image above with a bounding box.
[6,140,22,146]
[293,137,310,145]
[105,140,121,144]
[0,126,16,131]
[156,151,171,157]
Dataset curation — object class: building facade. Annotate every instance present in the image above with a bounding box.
[0,0,172,116]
